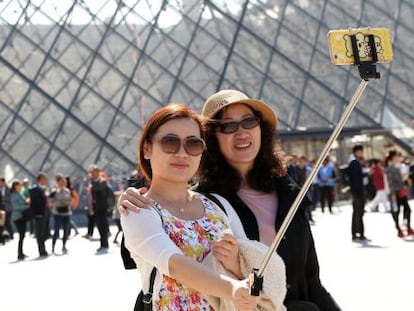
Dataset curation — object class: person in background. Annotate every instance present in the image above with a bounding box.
[0,177,13,240]
[10,180,30,260]
[66,176,80,237]
[29,172,49,257]
[385,150,413,237]
[83,181,95,239]
[0,209,5,245]
[400,155,410,183]
[21,178,31,199]
[0,178,5,244]
[21,177,34,235]
[88,164,110,252]
[348,145,369,242]
[296,156,315,223]
[400,156,411,227]
[368,159,389,212]
[296,156,309,188]
[309,159,320,220]
[286,154,299,184]
[317,157,336,214]
[50,174,73,254]
[409,160,414,198]
[125,168,148,190]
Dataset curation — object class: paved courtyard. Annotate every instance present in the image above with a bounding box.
[1,202,413,310]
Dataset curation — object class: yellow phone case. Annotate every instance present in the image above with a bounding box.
[328,28,393,65]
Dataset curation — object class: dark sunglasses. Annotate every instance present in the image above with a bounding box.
[215,116,260,134]
[153,135,206,156]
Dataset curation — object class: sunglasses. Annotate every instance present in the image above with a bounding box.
[153,135,206,156]
[215,116,260,134]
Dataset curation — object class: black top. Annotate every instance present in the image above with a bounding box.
[212,175,340,311]
[91,178,110,211]
[29,185,47,216]
[349,159,365,196]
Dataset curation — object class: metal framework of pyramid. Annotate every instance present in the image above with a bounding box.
[0,0,413,180]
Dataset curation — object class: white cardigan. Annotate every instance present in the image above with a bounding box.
[203,238,287,311]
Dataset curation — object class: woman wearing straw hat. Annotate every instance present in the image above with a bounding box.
[196,90,340,311]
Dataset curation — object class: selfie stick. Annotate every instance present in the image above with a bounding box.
[250,32,384,296]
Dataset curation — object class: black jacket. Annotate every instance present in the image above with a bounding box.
[91,178,109,211]
[216,175,340,311]
[349,159,365,196]
[29,185,47,217]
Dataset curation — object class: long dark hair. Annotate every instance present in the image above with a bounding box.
[66,176,73,190]
[10,180,21,193]
[198,106,287,194]
[385,149,400,168]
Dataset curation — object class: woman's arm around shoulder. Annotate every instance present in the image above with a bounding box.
[122,206,257,310]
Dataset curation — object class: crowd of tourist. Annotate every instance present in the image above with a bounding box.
[1,147,413,263]
[0,165,133,260]
[286,146,414,241]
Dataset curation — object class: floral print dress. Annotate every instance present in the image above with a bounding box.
[154,194,229,311]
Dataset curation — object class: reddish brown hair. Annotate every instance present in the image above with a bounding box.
[138,104,204,181]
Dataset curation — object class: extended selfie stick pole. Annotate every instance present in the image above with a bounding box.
[250,79,369,295]
[250,33,382,296]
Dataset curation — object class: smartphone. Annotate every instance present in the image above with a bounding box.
[327,28,393,65]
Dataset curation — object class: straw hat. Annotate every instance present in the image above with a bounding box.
[202,89,278,130]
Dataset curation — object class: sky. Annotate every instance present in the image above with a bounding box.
[0,0,255,27]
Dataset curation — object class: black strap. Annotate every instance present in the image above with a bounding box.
[142,205,165,306]
[142,267,157,305]
[199,192,227,215]
[121,236,136,269]
[122,192,227,270]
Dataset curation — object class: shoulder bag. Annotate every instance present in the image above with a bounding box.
[134,268,157,311]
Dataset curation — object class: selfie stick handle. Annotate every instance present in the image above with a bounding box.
[252,78,370,289]
[250,268,263,296]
